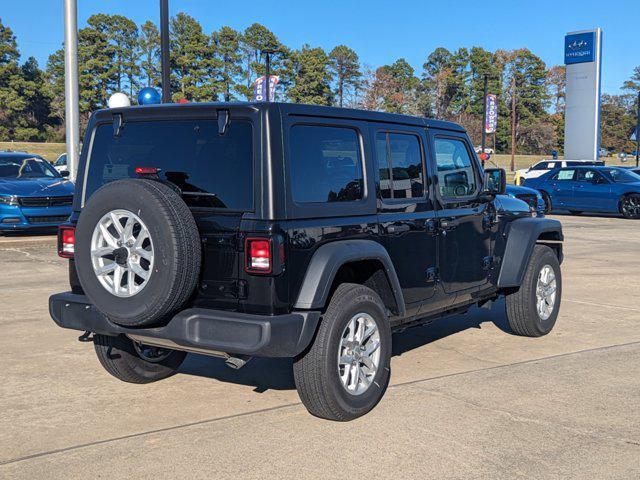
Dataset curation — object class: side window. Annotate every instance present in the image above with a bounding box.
[289,125,364,204]
[376,132,424,200]
[556,169,576,181]
[433,137,478,199]
[532,162,549,171]
[576,169,595,182]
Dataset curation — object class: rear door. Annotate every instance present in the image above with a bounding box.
[427,131,492,294]
[82,113,258,310]
[548,169,577,208]
[373,125,439,310]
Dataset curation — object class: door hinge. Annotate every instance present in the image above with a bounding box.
[425,267,439,284]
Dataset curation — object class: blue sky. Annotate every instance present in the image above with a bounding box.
[3,0,638,94]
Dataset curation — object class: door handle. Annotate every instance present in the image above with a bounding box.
[440,218,460,231]
[386,224,410,234]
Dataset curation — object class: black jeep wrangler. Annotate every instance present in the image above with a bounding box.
[50,102,563,421]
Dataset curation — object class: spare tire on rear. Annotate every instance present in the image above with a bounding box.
[74,179,201,327]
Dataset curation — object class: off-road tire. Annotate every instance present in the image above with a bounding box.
[74,179,201,327]
[505,245,561,337]
[293,283,392,421]
[93,334,186,384]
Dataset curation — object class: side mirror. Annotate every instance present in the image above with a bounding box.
[484,168,506,195]
[60,170,70,178]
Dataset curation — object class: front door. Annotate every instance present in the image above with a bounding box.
[373,126,438,310]
[573,168,611,211]
[428,132,492,294]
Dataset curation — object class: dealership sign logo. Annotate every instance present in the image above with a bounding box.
[564,32,595,64]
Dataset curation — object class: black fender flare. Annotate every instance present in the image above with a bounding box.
[293,239,406,317]
[497,217,563,288]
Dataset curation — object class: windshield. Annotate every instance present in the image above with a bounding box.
[85,119,254,210]
[0,157,60,179]
[602,169,640,183]
[55,154,67,166]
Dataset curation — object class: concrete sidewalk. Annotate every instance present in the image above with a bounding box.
[1,214,639,479]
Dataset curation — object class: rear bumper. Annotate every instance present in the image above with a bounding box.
[49,292,320,358]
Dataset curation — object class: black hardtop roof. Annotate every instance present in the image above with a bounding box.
[98,101,466,132]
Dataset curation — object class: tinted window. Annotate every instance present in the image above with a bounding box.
[0,156,58,179]
[289,125,363,204]
[376,132,424,200]
[575,169,601,182]
[85,120,254,210]
[433,137,478,198]
[531,162,549,171]
[603,168,640,183]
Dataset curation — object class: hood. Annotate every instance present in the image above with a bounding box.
[506,185,539,196]
[0,177,75,197]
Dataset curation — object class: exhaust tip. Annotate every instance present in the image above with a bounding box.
[225,355,252,370]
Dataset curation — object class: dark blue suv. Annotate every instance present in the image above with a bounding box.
[49,103,563,421]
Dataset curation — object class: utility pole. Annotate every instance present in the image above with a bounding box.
[481,74,488,160]
[63,0,79,182]
[160,0,171,103]
[636,91,640,168]
[510,76,516,173]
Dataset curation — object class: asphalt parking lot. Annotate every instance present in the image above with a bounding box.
[1,214,639,479]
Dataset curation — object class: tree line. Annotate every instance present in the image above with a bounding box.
[0,14,638,154]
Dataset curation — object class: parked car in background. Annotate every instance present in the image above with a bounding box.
[524,166,640,219]
[599,148,611,157]
[0,151,74,232]
[54,153,68,174]
[504,184,546,215]
[515,160,604,184]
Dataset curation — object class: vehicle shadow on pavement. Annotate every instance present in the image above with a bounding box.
[392,299,511,357]
[178,300,511,392]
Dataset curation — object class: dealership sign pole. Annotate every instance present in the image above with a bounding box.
[63,0,79,181]
[481,74,488,161]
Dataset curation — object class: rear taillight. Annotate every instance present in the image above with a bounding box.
[58,226,76,258]
[245,238,272,274]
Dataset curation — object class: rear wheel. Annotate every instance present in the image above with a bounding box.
[293,284,392,421]
[505,245,562,337]
[620,194,640,219]
[540,192,552,214]
[93,334,186,384]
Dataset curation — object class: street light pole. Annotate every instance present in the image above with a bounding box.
[160,0,171,103]
[262,50,274,102]
[636,91,639,168]
[63,0,79,182]
[481,74,488,164]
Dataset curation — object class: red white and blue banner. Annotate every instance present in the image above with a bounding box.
[485,93,498,134]
[253,75,279,102]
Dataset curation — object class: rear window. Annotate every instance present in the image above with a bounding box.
[84,120,253,210]
[289,125,363,204]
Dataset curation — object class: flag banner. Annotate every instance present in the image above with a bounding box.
[485,93,498,134]
[253,75,279,102]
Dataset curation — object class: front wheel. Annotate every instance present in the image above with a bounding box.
[293,283,392,421]
[620,194,640,219]
[93,334,186,384]
[505,245,562,337]
[540,192,552,214]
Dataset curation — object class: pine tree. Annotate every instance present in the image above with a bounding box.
[328,45,361,107]
[288,45,333,106]
[139,21,160,88]
[213,26,243,101]
[239,24,288,100]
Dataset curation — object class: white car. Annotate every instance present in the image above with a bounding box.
[54,153,68,174]
[515,159,604,184]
